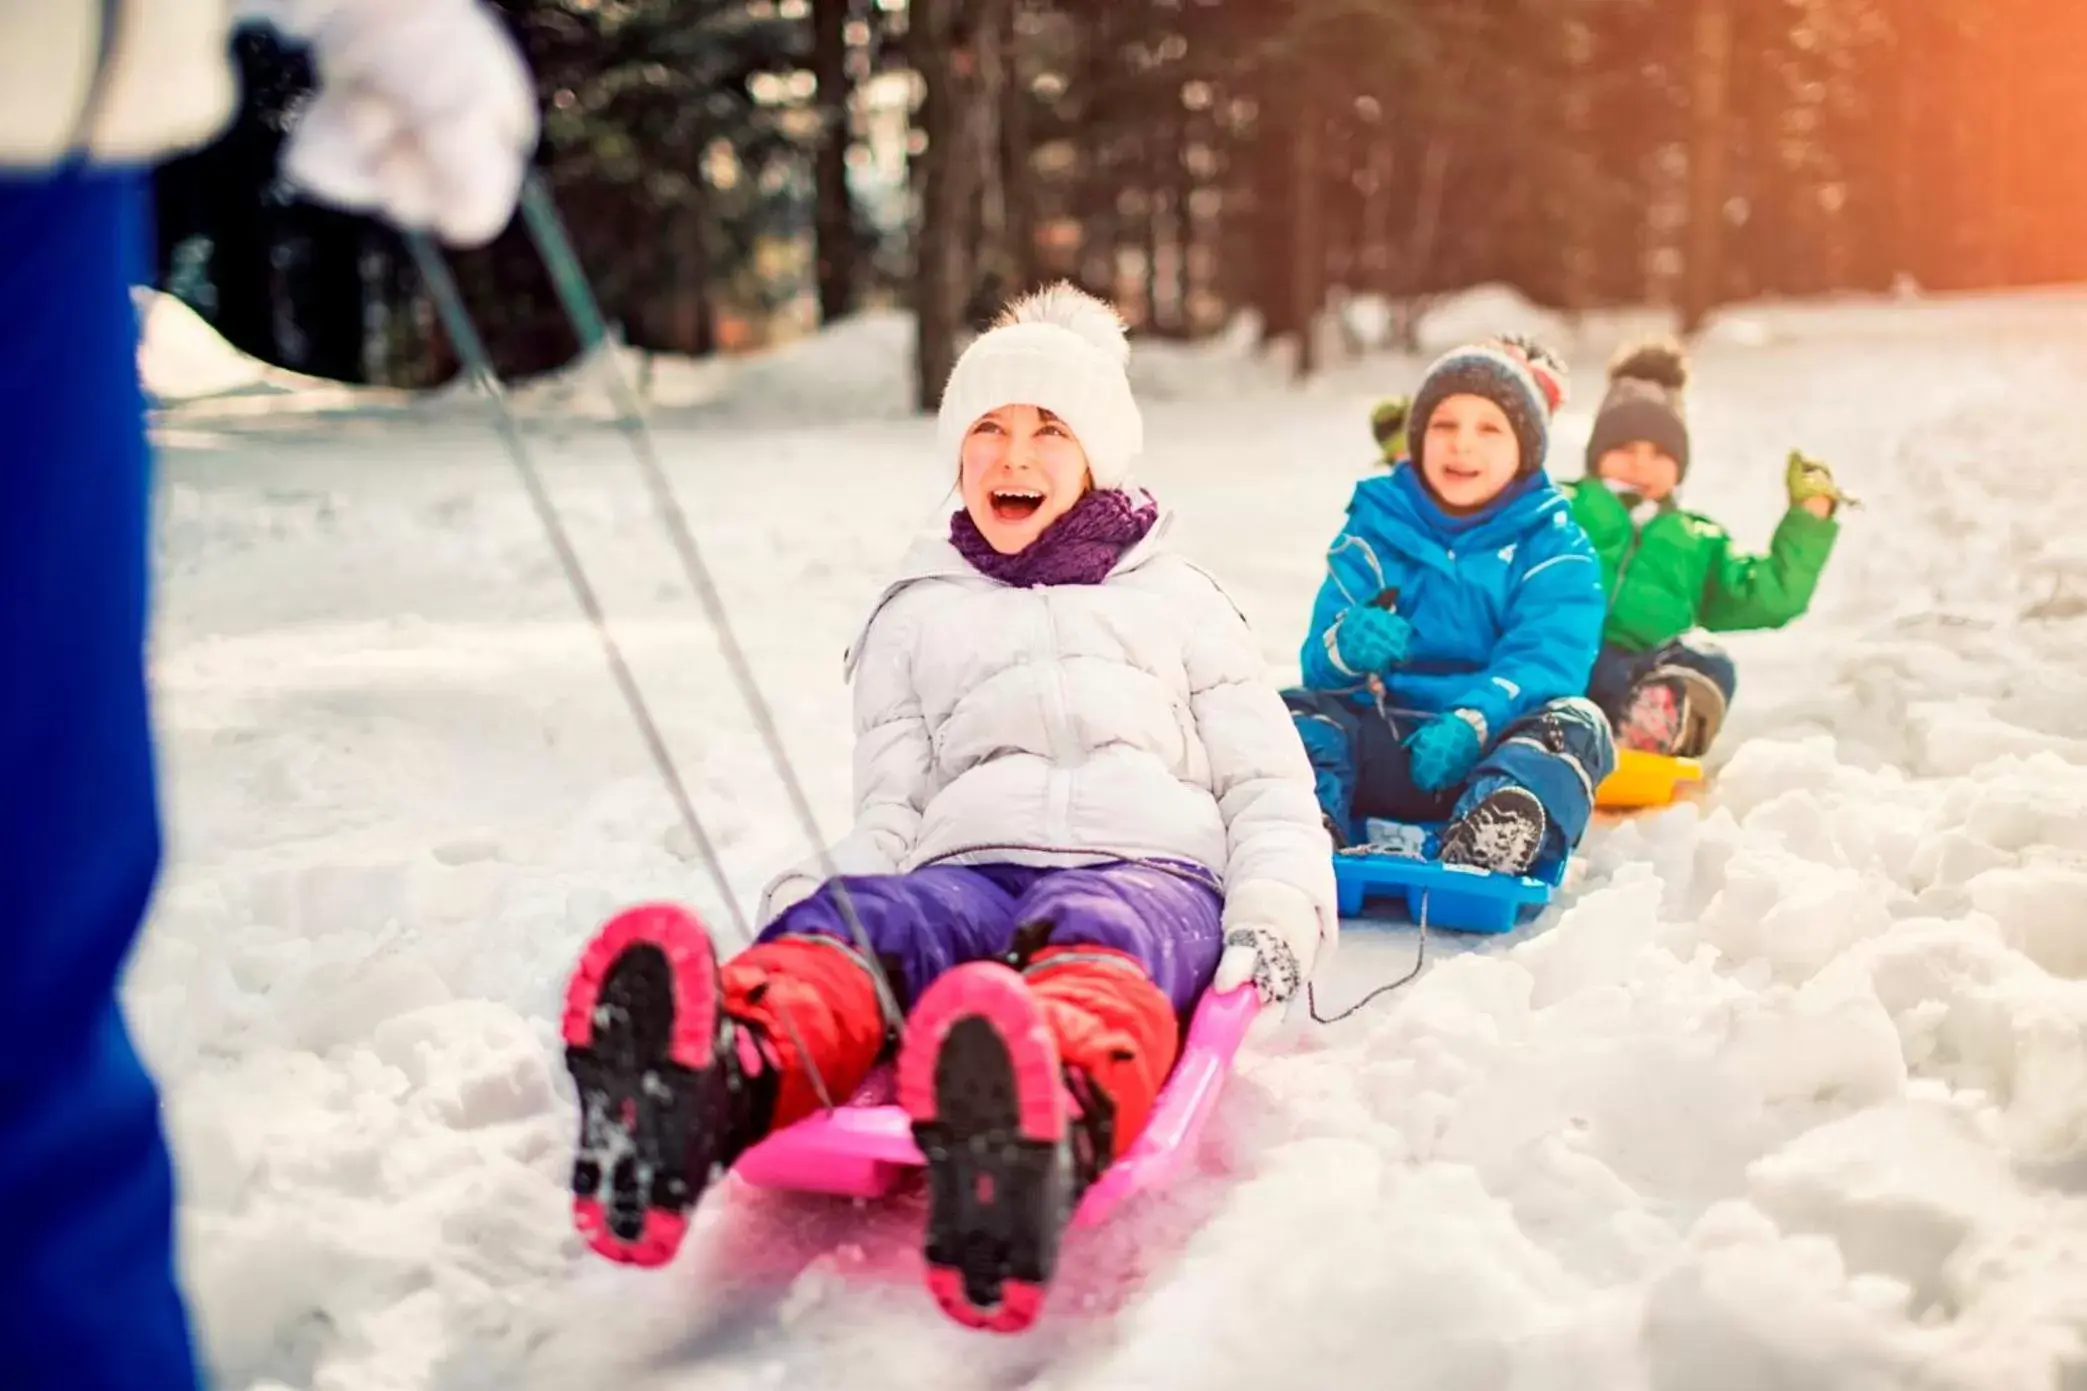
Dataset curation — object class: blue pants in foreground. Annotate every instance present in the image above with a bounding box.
[0,167,202,1389]
[1286,690,1616,862]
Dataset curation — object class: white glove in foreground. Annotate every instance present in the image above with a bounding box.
[271,0,539,247]
[1213,925,1303,1006]
[1212,878,1326,1011]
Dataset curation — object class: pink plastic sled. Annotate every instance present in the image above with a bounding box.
[734,984,1260,1226]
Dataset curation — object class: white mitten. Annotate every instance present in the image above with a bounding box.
[268,0,539,247]
[1211,880,1324,1009]
[1214,925,1303,1006]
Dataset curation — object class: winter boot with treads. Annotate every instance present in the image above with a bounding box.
[1440,784,1549,876]
[899,961,1117,1333]
[1618,665,1728,757]
[561,904,778,1267]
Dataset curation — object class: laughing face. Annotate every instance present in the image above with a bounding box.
[1419,393,1522,512]
[958,404,1093,554]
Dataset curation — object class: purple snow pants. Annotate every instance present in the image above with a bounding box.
[760,860,1227,1015]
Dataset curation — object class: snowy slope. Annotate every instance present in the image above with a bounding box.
[133,288,2087,1390]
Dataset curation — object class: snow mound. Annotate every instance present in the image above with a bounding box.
[498,309,917,426]
[1414,282,1571,356]
[719,307,917,421]
[134,288,318,403]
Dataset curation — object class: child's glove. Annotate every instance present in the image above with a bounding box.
[1214,926,1302,1007]
[1212,882,1320,1008]
[1406,710,1484,792]
[276,0,541,247]
[1370,395,1412,465]
[1333,604,1411,675]
[1786,450,1860,515]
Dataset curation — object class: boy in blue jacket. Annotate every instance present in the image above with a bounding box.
[1286,337,1617,875]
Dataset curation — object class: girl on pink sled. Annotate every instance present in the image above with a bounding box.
[559,284,1336,1331]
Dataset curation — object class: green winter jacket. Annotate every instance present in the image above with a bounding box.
[1564,477,1839,652]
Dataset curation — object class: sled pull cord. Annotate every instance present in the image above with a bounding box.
[408,238,857,1115]
[404,236,743,933]
[404,174,907,1055]
[1306,888,1430,1025]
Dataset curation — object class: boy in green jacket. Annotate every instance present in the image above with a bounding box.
[1562,339,1856,757]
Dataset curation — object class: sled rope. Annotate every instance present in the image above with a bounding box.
[510,177,903,1033]
[404,236,745,939]
[1306,889,1430,1024]
[407,176,906,1109]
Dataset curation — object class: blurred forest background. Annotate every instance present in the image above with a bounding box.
[151,0,2087,406]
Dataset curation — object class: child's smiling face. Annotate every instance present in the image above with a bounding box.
[1594,440,1681,502]
[959,404,1093,554]
[1420,393,1522,512]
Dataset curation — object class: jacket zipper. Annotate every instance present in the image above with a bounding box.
[1612,521,1647,592]
[1035,593,1076,844]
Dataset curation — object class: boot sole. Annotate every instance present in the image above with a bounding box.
[1618,679,1684,754]
[899,963,1069,1333]
[561,903,722,1267]
[1441,786,1549,876]
[1653,665,1728,757]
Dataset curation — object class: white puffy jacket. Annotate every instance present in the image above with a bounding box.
[0,2,396,170]
[762,506,1337,978]
[1,3,252,169]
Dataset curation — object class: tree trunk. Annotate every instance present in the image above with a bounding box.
[911,0,991,409]
[1171,96,1199,332]
[966,0,1013,322]
[998,0,1039,294]
[209,198,276,365]
[296,208,368,382]
[812,0,854,323]
[1681,0,1733,333]
[1392,134,1452,352]
[1143,125,1165,332]
[1559,15,1597,320]
[1362,123,1395,301]
[1073,4,1118,298]
[1289,90,1323,377]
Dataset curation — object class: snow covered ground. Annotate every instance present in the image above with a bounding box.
[131,284,2087,1390]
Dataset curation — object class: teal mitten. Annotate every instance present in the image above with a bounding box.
[1333,604,1411,674]
[1407,711,1483,793]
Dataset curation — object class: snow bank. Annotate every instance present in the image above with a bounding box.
[1414,281,1571,355]
[135,288,315,403]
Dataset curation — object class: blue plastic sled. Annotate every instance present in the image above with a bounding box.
[1333,818,1567,934]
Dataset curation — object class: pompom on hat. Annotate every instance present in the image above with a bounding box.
[935,282,1145,490]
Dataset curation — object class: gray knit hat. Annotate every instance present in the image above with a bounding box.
[1585,340,1691,477]
[1408,334,1569,480]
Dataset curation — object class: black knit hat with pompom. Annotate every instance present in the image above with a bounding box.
[1586,338,1691,477]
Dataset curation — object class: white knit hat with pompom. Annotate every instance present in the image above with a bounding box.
[936,282,1144,490]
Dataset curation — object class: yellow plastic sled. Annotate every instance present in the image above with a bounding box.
[1595,749,1705,810]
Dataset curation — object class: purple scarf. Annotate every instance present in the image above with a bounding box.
[950,488,1160,588]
